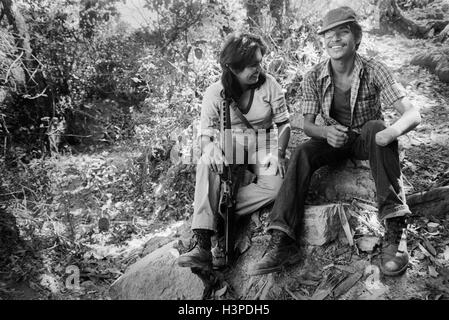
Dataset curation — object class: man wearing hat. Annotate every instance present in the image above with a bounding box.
[249,6,421,277]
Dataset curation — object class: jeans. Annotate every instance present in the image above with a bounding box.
[267,120,411,241]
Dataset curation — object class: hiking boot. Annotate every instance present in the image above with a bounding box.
[177,229,213,270]
[247,230,301,276]
[380,216,409,277]
[177,245,212,270]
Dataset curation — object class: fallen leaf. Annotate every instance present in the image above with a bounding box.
[427,222,440,233]
[235,234,251,254]
[443,246,449,261]
[413,250,426,260]
[332,272,363,298]
[338,205,353,246]
[334,264,358,274]
[215,285,227,298]
[422,238,437,256]
[429,266,439,278]
[311,272,346,300]
[251,211,263,229]
[356,236,380,253]
[418,243,432,257]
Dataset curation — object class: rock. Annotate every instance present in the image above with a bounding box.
[413,250,426,260]
[411,50,449,83]
[356,236,380,253]
[109,241,203,300]
[308,160,376,203]
[436,64,449,83]
[303,204,342,246]
[141,236,173,256]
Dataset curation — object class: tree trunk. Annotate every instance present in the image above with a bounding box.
[0,0,32,63]
[410,49,449,83]
[269,0,284,30]
[244,0,263,30]
[406,186,449,218]
[378,0,428,38]
[437,23,449,42]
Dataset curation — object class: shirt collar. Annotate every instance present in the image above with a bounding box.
[318,53,365,80]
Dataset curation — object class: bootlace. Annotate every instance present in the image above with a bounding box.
[264,231,289,256]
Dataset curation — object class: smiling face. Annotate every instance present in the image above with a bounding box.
[323,24,360,60]
[231,48,263,89]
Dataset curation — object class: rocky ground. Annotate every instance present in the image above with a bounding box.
[108,24,449,301]
[1,11,449,300]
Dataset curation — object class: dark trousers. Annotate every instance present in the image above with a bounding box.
[267,120,411,241]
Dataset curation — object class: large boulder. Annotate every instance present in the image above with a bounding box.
[109,240,203,300]
[308,160,376,203]
[303,204,344,246]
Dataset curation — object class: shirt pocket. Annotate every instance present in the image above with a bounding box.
[355,95,381,124]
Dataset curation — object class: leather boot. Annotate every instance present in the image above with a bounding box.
[380,216,409,276]
[248,230,301,276]
[177,229,213,270]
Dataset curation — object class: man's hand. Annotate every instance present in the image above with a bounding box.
[375,126,401,147]
[324,125,348,148]
[201,143,228,173]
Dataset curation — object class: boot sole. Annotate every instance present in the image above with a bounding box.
[380,261,409,277]
[177,257,212,270]
[248,252,301,276]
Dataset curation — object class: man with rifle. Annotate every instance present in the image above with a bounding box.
[177,33,291,270]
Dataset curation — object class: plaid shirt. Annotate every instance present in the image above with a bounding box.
[301,53,406,132]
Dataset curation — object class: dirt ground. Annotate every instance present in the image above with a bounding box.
[1,13,449,301]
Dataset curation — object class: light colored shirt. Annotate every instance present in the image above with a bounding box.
[200,73,289,139]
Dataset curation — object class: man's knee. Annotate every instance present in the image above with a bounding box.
[291,143,314,164]
[363,120,387,137]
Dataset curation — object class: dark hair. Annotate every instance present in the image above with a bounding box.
[219,33,268,102]
[346,21,362,50]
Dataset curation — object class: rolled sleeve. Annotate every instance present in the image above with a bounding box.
[301,71,320,116]
[373,61,406,107]
[267,74,290,124]
[200,85,220,138]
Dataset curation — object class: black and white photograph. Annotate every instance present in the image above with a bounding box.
[1,0,449,308]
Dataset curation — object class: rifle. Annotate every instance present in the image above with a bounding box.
[218,99,239,266]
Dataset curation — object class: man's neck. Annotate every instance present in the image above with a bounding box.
[330,53,357,77]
